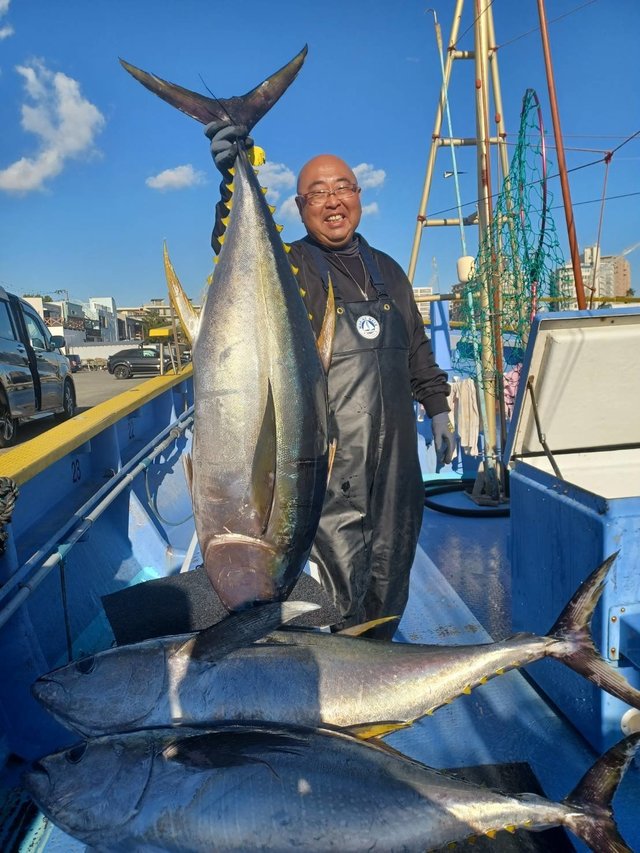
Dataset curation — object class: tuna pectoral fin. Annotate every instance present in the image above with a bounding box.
[345,721,413,740]
[338,616,399,637]
[183,601,319,662]
[119,46,307,132]
[562,733,639,852]
[546,553,640,710]
[251,381,277,534]
[163,242,200,345]
[316,273,336,372]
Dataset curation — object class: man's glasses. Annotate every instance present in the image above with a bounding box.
[298,183,360,207]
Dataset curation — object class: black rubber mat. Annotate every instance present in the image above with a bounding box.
[102,566,340,646]
[442,762,575,851]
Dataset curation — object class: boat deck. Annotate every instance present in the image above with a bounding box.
[4,500,639,852]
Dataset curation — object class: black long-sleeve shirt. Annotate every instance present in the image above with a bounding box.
[289,236,450,418]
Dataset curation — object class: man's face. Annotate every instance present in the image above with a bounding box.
[296,156,362,249]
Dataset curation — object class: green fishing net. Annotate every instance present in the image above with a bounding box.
[452,89,574,385]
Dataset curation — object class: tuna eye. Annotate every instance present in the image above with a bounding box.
[65,743,87,764]
[76,656,96,674]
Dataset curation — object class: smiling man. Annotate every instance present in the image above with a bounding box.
[207,129,453,639]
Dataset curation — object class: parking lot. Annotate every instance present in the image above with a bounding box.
[1,369,150,450]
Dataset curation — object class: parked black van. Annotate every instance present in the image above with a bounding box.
[0,287,76,447]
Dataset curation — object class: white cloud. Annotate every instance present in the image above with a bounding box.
[361,202,379,216]
[353,163,386,189]
[0,59,105,193]
[255,161,295,202]
[278,193,301,221]
[0,0,12,39]
[146,164,206,191]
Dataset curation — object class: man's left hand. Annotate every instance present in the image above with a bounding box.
[431,412,455,467]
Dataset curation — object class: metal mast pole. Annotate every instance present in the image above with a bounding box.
[536,0,586,308]
[473,0,499,495]
[407,0,465,283]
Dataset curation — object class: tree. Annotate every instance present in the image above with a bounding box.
[23,293,53,302]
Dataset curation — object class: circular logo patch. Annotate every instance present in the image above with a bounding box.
[356,315,381,340]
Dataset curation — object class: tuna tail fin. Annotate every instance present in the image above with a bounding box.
[546,552,640,710]
[562,733,640,852]
[119,46,308,131]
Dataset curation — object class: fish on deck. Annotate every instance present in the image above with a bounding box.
[25,722,640,852]
[33,555,640,739]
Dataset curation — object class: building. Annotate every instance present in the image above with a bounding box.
[602,254,632,297]
[553,245,634,309]
[412,287,433,324]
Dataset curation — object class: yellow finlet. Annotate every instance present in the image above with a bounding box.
[221,216,230,227]
[225,183,234,193]
[218,234,225,245]
[462,685,472,695]
[486,830,497,839]
[248,144,266,166]
[214,255,220,264]
[504,825,517,834]
[228,166,235,176]
[268,204,276,214]
[299,287,306,297]
[223,199,233,210]
[291,265,299,275]
[261,186,268,195]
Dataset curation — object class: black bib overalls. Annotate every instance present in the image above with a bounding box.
[302,239,424,639]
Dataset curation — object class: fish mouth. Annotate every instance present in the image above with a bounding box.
[32,676,69,713]
[24,761,51,803]
[204,536,288,611]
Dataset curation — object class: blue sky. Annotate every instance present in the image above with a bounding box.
[0,0,638,308]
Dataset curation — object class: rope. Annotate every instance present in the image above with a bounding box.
[0,477,18,556]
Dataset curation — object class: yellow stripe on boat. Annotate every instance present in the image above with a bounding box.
[0,366,192,486]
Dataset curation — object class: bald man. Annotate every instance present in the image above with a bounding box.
[208,131,452,639]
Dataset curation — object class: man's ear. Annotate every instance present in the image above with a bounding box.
[295,196,304,218]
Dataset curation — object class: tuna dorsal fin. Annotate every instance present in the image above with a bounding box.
[251,381,277,534]
[163,242,200,345]
[182,600,320,662]
[119,46,308,132]
[182,452,194,498]
[316,272,336,373]
[338,616,399,637]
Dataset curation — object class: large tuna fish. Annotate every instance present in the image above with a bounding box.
[34,555,640,738]
[25,722,639,852]
[120,48,333,611]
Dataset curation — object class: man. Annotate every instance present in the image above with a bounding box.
[208,128,453,639]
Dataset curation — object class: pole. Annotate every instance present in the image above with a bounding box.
[536,0,586,309]
[408,0,465,282]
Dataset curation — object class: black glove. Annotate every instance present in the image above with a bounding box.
[431,412,455,467]
[204,121,254,174]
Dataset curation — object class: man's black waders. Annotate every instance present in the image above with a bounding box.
[303,240,424,639]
